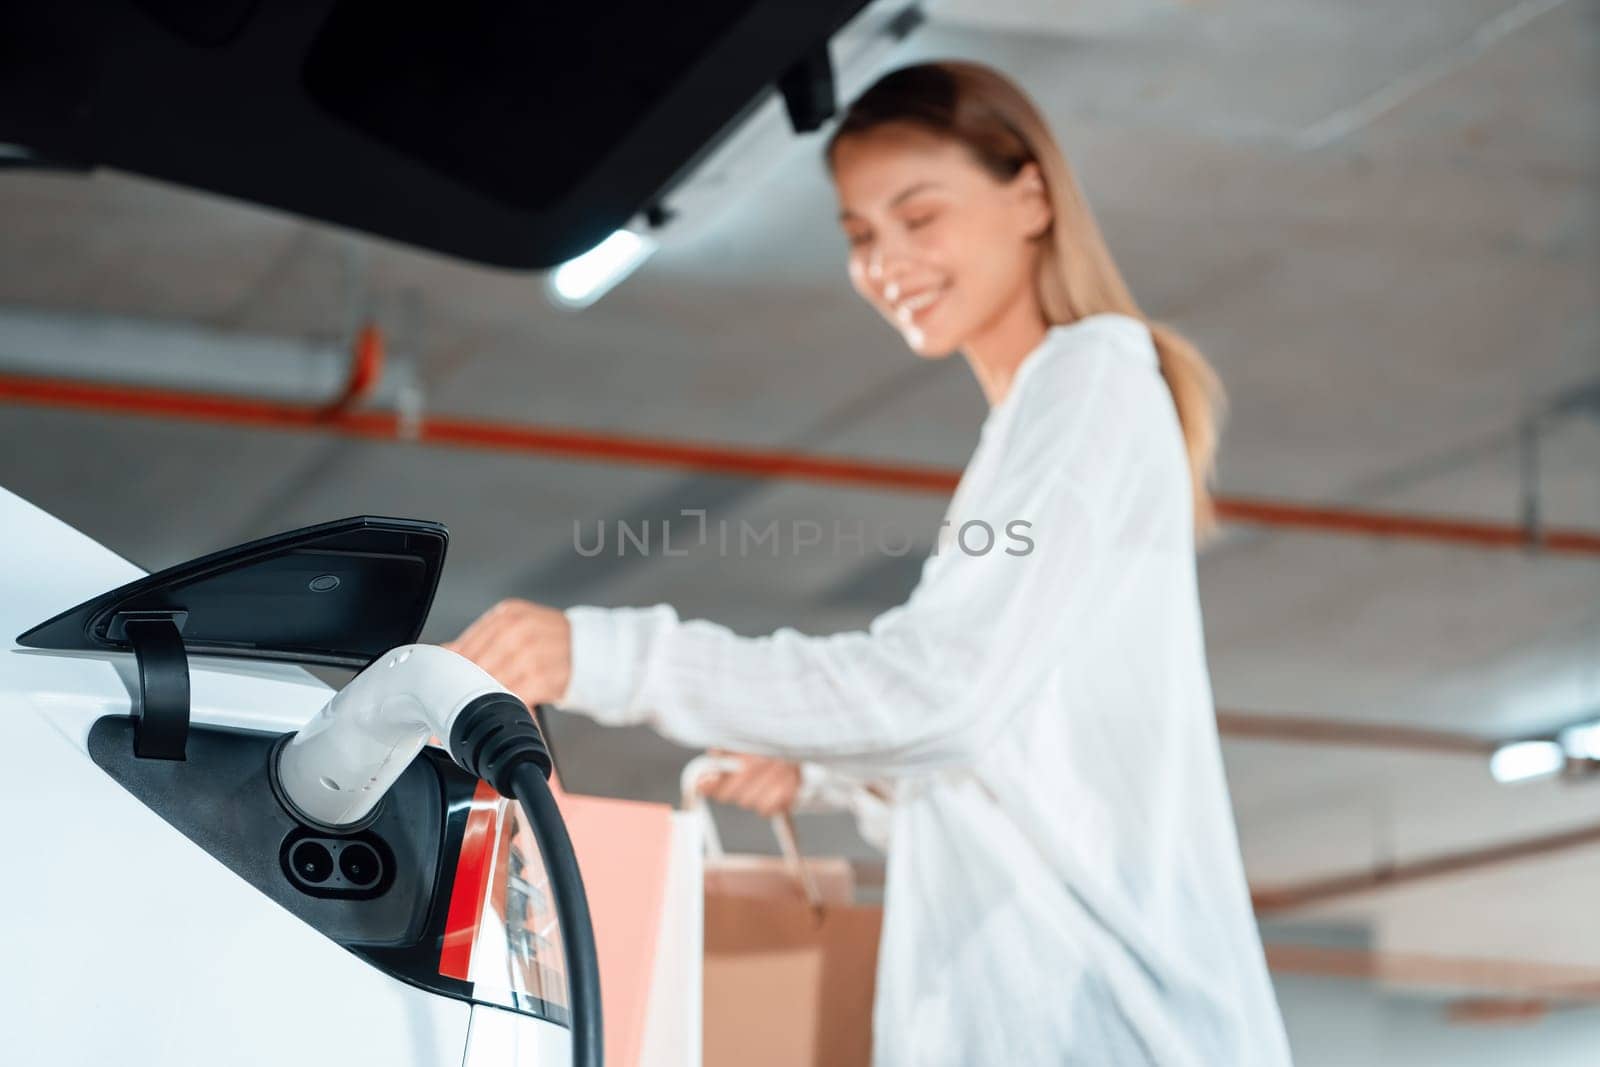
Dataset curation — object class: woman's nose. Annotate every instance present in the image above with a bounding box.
[866,245,888,286]
[867,244,910,302]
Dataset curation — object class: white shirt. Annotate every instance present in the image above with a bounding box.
[562,313,1291,1066]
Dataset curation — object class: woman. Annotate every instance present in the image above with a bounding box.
[451,62,1291,1066]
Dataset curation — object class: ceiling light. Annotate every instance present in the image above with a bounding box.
[1560,721,1600,761]
[547,230,655,308]
[1489,739,1566,784]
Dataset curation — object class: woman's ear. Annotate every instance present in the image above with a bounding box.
[1012,161,1053,239]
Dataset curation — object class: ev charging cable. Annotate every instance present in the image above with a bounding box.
[272,644,602,1067]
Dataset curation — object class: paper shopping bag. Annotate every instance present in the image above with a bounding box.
[703,885,882,1067]
[683,756,883,1067]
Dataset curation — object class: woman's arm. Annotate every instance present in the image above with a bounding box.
[452,342,1128,774]
[449,466,1092,775]
[557,464,1096,773]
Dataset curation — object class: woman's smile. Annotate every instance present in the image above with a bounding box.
[891,283,948,327]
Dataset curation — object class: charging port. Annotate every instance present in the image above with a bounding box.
[280,829,394,900]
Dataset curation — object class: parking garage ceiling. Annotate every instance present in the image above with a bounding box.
[2,0,1598,1018]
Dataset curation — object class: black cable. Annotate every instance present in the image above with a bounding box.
[512,760,604,1067]
[451,695,603,1067]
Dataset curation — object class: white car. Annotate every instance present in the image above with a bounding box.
[1,485,593,1066]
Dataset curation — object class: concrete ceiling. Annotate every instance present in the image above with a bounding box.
[2,0,1598,1051]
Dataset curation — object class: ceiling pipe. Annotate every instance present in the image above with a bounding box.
[1215,710,1496,756]
[1,363,1597,556]
[1263,943,1600,1005]
[1252,819,1600,916]
[1443,998,1552,1025]
[319,322,385,416]
[0,306,387,405]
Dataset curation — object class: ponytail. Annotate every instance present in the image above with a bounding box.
[1148,323,1225,535]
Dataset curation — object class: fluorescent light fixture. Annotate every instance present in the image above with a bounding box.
[547,229,655,308]
[1489,739,1566,784]
[1560,721,1600,761]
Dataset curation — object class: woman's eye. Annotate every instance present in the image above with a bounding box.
[846,231,873,248]
[904,213,938,231]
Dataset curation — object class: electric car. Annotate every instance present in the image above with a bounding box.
[0,485,593,1066]
[1,6,906,1063]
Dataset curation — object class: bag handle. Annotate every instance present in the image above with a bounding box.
[681,754,823,910]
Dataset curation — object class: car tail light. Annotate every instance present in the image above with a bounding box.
[440,780,570,1021]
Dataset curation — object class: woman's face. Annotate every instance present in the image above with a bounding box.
[833,124,1051,358]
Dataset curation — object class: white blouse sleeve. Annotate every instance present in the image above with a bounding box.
[559,351,1112,775]
[794,762,894,850]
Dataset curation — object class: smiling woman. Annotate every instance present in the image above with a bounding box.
[830,61,1225,532]
[452,61,1288,1066]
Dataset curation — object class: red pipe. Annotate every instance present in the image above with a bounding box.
[320,321,385,417]
[414,413,964,493]
[1252,820,1600,915]
[1215,709,1496,756]
[1263,943,1600,1004]
[3,370,1598,556]
[1214,495,1600,555]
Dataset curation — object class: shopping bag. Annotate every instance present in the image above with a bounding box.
[682,757,883,1067]
[547,774,703,1067]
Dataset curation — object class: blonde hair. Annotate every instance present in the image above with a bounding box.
[828,61,1226,536]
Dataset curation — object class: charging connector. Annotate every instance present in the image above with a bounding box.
[271,645,599,1067]
[274,644,507,828]
[448,692,553,793]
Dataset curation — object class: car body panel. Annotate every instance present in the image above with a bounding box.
[1,487,572,1064]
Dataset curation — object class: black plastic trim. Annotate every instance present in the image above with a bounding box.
[0,1,874,268]
[17,515,448,669]
[87,716,569,1027]
[777,43,836,134]
[126,617,190,760]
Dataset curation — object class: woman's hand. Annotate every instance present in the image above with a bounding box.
[445,598,572,708]
[696,749,804,818]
